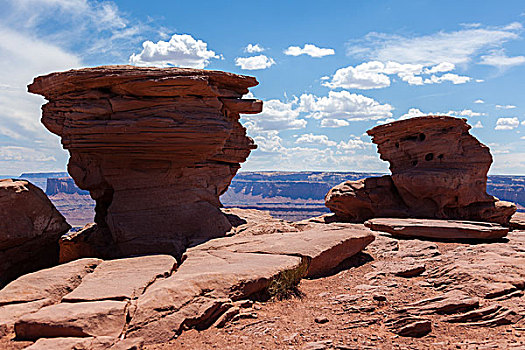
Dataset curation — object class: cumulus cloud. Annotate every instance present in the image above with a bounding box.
[323,61,470,90]
[496,104,517,109]
[242,99,306,131]
[295,133,336,147]
[244,43,265,53]
[337,137,369,150]
[447,109,485,117]
[235,55,275,70]
[320,119,350,128]
[474,99,485,104]
[347,23,522,66]
[299,90,393,121]
[322,61,391,89]
[129,33,220,68]
[423,62,455,74]
[399,108,427,120]
[472,121,484,128]
[495,117,520,130]
[284,44,335,58]
[423,73,471,84]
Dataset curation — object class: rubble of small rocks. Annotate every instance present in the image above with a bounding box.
[28,65,262,259]
[0,179,71,286]
[326,116,516,225]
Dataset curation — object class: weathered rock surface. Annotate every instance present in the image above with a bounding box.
[28,65,262,258]
[62,255,176,302]
[26,336,143,350]
[326,116,516,225]
[365,218,509,240]
[0,179,71,286]
[16,300,128,340]
[510,212,525,230]
[0,223,373,346]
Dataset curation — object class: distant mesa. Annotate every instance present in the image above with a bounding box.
[326,116,517,226]
[28,65,262,259]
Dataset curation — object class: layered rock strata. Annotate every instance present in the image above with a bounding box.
[28,66,262,258]
[0,179,71,286]
[326,116,516,225]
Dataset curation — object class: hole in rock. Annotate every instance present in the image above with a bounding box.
[395,142,400,148]
[438,154,444,159]
[419,133,426,141]
[412,160,418,166]
[425,153,434,161]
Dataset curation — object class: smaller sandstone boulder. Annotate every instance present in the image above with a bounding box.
[365,218,508,241]
[0,179,71,285]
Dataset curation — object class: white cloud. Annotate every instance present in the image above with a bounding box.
[423,62,455,74]
[495,117,520,130]
[242,99,306,131]
[320,119,350,128]
[424,73,471,84]
[399,108,427,120]
[299,90,393,121]
[495,104,516,109]
[129,33,220,68]
[295,133,336,147]
[337,137,369,150]
[235,55,275,70]
[322,61,391,89]
[472,121,484,128]
[284,44,335,58]
[479,50,525,68]
[0,26,80,173]
[474,99,485,104]
[4,0,150,61]
[244,43,265,53]
[324,60,470,90]
[347,23,522,66]
[447,109,485,117]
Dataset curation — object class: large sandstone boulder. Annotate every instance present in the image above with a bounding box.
[28,65,262,258]
[326,116,516,225]
[0,179,71,286]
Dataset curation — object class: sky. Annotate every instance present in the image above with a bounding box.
[1,0,525,175]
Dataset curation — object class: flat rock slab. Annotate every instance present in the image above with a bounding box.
[15,300,127,340]
[63,255,176,302]
[365,218,508,240]
[190,226,375,277]
[0,258,101,305]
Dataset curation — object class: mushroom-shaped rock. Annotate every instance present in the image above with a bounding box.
[326,116,516,225]
[0,179,71,286]
[28,66,262,258]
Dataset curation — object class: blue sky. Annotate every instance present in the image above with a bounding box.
[1,0,525,175]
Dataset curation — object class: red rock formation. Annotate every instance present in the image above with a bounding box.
[28,65,262,258]
[326,116,516,225]
[0,179,71,286]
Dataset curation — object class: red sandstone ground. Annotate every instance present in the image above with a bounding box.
[153,231,525,350]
